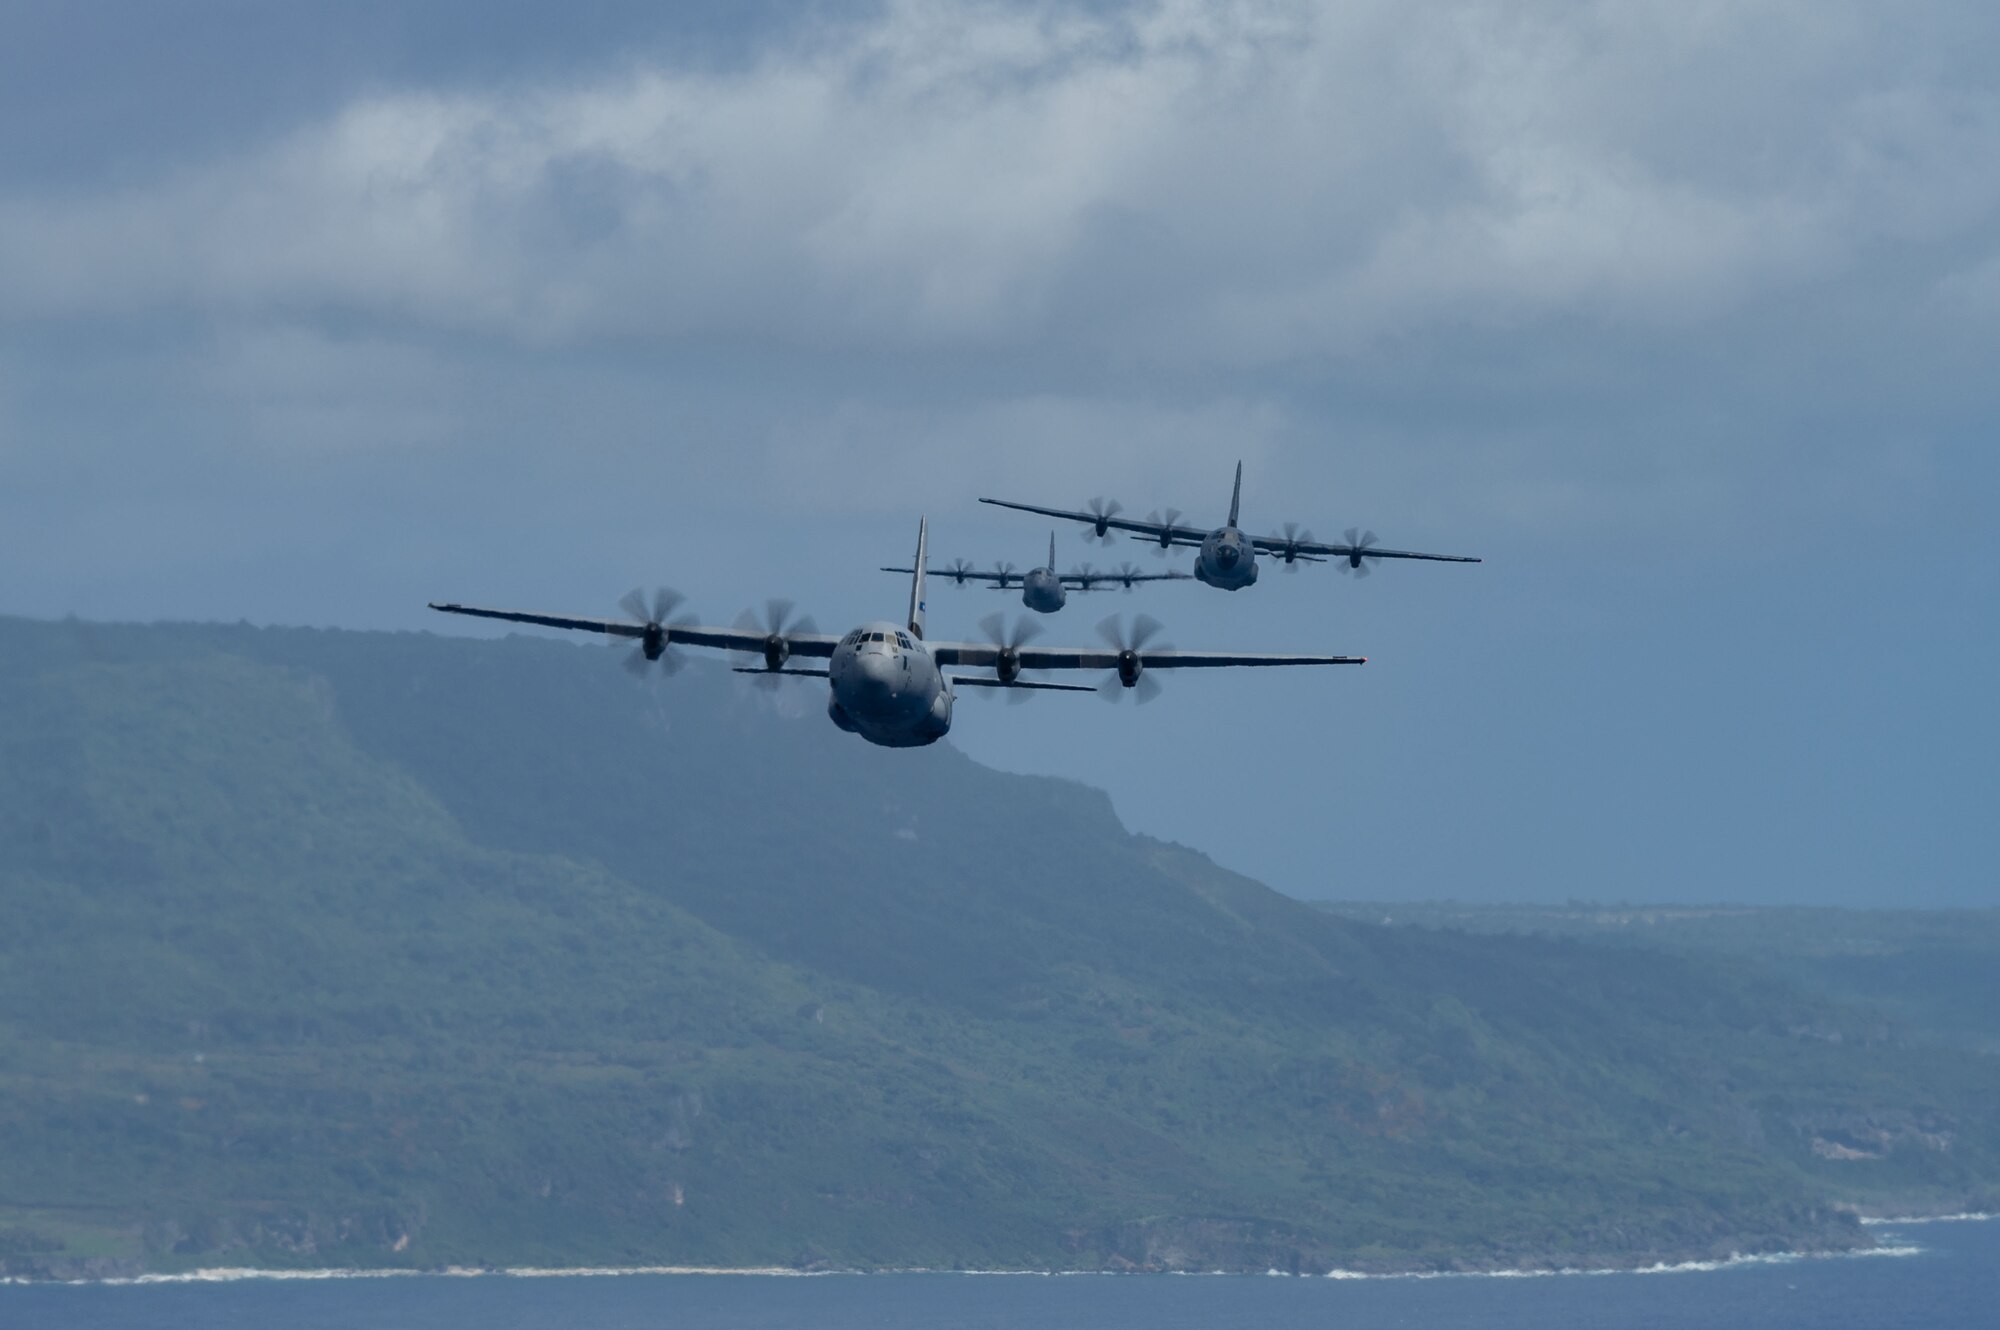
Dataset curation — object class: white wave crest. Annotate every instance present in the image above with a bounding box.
[4,1227,1958,1289]
[1319,1241,1925,1281]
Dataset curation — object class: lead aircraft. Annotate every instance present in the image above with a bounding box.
[429,519,1364,749]
[980,462,1480,590]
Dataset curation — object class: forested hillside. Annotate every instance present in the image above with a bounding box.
[1320,903,2000,1054]
[1,615,1993,1279]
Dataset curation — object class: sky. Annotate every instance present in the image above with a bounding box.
[2,0,1994,906]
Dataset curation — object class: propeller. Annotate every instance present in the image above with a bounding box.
[1114,561,1146,590]
[945,557,977,586]
[976,612,1044,703]
[1094,613,1170,704]
[731,598,820,686]
[1073,561,1098,589]
[611,587,696,677]
[1082,496,1122,544]
[1144,508,1183,555]
[1339,528,1381,578]
[990,560,1018,588]
[1276,522,1317,572]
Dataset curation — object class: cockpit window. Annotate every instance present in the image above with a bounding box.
[895,632,912,648]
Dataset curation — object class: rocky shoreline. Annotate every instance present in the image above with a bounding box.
[6,1220,1967,1287]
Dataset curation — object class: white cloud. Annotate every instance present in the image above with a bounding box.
[4,0,1996,364]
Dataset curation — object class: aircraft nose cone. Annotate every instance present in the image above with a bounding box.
[846,651,898,714]
[1216,543,1239,567]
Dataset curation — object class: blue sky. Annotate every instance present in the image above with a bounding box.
[2,1,1994,904]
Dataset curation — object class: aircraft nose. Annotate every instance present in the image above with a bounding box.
[1216,543,1239,567]
[846,649,898,711]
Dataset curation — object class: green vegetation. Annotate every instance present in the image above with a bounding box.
[1318,903,2000,1054]
[0,616,1994,1278]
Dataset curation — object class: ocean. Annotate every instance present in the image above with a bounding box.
[5,1218,1993,1330]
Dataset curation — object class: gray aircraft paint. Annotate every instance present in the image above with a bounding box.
[1194,466,1259,590]
[826,518,955,747]
[825,619,953,748]
[1022,533,1067,612]
[430,516,1364,751]
[978,461,1479,590]
[880,531,1189,615]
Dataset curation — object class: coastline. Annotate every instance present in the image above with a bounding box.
[6,1226,1968,1289]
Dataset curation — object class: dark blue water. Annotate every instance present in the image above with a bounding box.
[6,1220,1992,1329]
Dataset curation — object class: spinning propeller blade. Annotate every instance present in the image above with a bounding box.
[1094,613,1170,703]
[732,599,820,686]
[611,587,694,677]
[975,612,1044,702]
[1275,521,1318,571]
[1082,496,1123,544]
[1339,528,1381,578]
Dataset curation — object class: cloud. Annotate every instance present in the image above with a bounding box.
[5,0,1997,367]
[0,0,1993,564]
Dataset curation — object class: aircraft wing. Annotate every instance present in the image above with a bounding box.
[931,641,1364,670]
[880,565,1019,587]
[949,676,1097,693]
[426,602,842,657]
[1017,647,1365,670]
[1060,569,1193,589]
[1250,533,1481,564]
[977,497,1208,547]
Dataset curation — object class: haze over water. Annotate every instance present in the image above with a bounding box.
[7,1220,1992,1330]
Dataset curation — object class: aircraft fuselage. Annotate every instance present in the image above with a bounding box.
[825,619,953,748]
[1021,567,1067,613]
[1193,527,1258,590]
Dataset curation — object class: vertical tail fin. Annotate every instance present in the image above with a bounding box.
[907,516,928,639]
[1227,460,1243,528]
[1048,530,1056,571]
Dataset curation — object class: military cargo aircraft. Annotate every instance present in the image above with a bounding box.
[430,520,1364,749]
[980,461,1480,590]
[880,532,1189,614]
